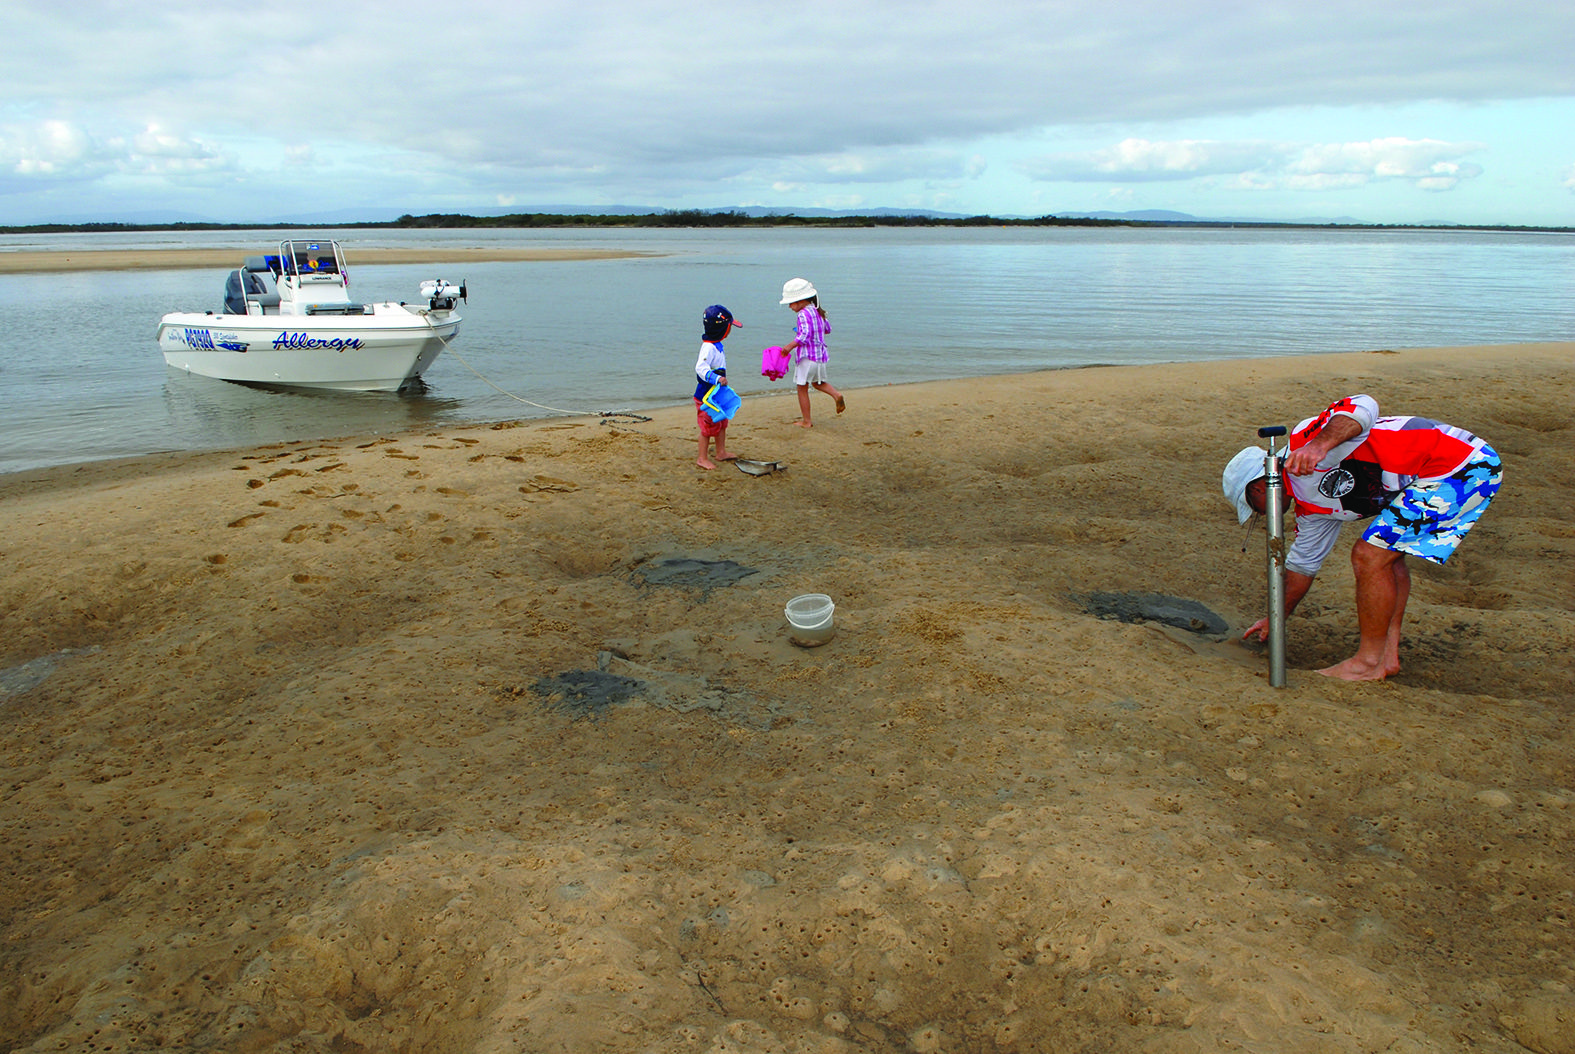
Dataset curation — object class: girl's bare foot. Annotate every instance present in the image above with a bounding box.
[697,458,716,470]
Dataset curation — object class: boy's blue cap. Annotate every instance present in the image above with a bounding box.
[703,305,740,327]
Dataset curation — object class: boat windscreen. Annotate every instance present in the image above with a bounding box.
[279,240,343,277]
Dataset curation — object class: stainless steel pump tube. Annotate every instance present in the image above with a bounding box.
[1258,425,1288,687]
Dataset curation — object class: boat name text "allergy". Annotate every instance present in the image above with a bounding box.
[273,332,365,351]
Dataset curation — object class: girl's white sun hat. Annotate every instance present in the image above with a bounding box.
[780,277,818,304]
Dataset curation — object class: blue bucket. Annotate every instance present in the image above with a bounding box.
[701,383,741,422]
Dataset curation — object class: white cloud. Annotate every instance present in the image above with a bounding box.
[1022,137,1486,192]
[1,119,113,185]
[759,149,978,186]
[1285,138,1485,189]
[1,2,1571,221]
[126,125,231,177]
[1020,139,1292,182]
[1,118,234,192]
[7,2,1573,175]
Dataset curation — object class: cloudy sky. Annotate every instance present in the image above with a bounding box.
[4,0,1573,225]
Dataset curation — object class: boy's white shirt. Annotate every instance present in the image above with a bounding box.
[695,341,726,385]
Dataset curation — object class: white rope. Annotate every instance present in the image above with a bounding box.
[423,313,651,422]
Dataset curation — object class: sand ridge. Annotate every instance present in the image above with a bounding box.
[1,344,1573,1053]
[0,246,657,274]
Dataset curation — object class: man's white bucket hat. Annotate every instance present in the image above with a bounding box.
[780,277,818,304]
[1223,446,1269,524]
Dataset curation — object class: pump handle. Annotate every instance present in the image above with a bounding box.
[1257,425,1287,438]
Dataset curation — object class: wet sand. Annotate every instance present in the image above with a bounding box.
[2,343,1573,1053]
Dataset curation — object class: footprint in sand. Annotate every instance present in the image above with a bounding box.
[228,513,266,528]
[520,475,579,493]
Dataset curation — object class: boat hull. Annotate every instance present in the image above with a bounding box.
[157,308,460,391]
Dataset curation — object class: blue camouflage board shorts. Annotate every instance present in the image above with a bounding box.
[1361,446,1501,564]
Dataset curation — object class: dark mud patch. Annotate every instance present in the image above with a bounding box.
[630,558,758,597]
[0,646,102,702]
[1078,592,1229,637]
[532,670,647,719]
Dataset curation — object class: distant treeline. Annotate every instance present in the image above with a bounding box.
[388,210,1132,229]
[3,212,1570,234]
[0,211,1132,234]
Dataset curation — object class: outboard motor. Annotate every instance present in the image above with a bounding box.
[224,270,247,314]
[420,279,466,311]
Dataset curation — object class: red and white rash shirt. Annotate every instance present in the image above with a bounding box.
[1281,395,1488,576]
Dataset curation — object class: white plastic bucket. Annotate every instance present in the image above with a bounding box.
[785,594,836,647]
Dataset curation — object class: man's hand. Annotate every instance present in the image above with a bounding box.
[1282,446,1322,476]
[1284,415,1364,475]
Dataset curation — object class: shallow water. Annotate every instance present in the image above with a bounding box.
[2,225,1571,474]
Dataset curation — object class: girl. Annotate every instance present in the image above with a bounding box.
[779,278,844,427]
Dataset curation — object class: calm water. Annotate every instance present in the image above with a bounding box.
[1,226,1571,475]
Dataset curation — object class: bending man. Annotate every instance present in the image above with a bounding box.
[1222,395,1502,682]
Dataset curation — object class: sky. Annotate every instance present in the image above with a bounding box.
[3,1,1573,227]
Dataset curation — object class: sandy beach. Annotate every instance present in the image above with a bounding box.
[0,246,654,274]
[2,342,1573,1053]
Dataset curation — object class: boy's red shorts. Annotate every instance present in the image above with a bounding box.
[695,398,726,438]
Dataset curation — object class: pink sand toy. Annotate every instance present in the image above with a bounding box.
[760,345,790,381]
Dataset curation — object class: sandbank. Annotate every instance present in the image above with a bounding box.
[2,343,1573,1053]
[0,246,656,274]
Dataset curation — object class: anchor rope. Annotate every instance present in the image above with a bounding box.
[423,313,652,425]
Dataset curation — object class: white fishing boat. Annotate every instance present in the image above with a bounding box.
[157,238,465,391]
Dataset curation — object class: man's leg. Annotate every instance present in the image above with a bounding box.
[1382,558,1411,677]
[1320,540,1406,681]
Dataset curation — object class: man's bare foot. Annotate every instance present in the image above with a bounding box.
[697,458,716,470]
[835,395,846,414]
[1317,656,1389,681]
[795,420,813,428]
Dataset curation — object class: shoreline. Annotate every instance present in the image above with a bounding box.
[3,341,1574,1052]
[0,246,659,273]
[3,341,1571,486]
